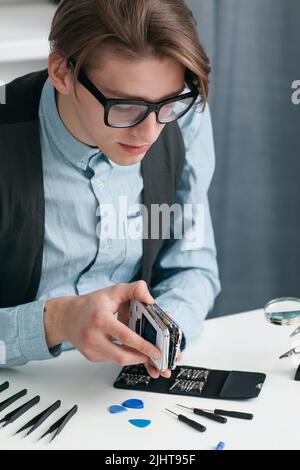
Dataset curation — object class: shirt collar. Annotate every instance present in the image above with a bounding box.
[39,79,102,171]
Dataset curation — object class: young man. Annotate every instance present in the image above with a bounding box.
[0,0,220,377]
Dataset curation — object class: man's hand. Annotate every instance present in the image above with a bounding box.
[44,281,175,378]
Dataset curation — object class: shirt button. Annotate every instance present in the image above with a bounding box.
[103,238,112,249]
[96,179,105,189]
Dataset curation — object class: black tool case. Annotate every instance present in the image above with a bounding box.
[113,364,266,399]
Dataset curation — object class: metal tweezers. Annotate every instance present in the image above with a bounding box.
[38,405,78,442]
[279,346,300,359]
[15,400,61,436]
[0,395,40,427]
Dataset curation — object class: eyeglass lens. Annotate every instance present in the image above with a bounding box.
[107,96,195,127]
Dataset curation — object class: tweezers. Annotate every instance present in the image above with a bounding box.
[0,395,40,427]
[15,400,61,436]
[279,346,300,359]
[39,405,78,442]
[0,389,27,413]
[0,381,9,393]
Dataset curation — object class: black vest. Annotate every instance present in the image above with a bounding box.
[0,70,185,308]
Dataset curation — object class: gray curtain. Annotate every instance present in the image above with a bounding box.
[187,0,300,317]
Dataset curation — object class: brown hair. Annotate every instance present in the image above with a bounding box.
[49,0,210,108]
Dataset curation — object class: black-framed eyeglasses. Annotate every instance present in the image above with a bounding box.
[69,60,200,129]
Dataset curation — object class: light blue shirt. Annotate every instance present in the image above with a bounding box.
[0,79,220,368]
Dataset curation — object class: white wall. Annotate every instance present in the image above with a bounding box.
[0,0,56,82]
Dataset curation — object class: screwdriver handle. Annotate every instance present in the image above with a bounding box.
[178,414,206,432]
[214,409,253,420]
[194,408,227,423]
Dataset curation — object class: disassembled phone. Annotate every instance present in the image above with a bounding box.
[129,300,182,371]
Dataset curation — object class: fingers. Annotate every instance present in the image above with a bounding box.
[159,369,172,379]
[110,280,154,309]
[110,343,149,366]
[85,338,149,365]
[144,360,172,379]
[145,361,160,379]
[109,316,161,360]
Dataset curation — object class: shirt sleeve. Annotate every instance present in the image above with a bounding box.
[150,104,221,346]
[0,299,62,368]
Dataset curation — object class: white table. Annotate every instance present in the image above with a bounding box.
[0,309,299,450]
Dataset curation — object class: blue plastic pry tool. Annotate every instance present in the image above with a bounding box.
[122,399,144,409]
[128,419,151,428]
[109,405,127,414]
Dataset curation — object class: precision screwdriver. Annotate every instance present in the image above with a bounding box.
[165,409,206,432]
[201,407,253,420]
[176,404,227,423]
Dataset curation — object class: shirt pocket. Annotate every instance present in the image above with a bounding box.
[110,211,143,283]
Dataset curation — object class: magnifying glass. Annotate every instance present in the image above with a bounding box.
[264,297,300,336]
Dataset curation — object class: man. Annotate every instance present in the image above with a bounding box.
[0,0,220,377]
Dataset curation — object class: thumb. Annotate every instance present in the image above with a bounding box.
[111,280,155,307]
